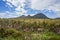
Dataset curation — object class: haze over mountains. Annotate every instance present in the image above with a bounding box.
[19,13,49,19]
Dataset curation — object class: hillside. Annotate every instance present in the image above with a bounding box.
[19,13,49,19]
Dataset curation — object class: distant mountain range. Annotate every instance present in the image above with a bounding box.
[18,13,49,19]
[55,18,60,19]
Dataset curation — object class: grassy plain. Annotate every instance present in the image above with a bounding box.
[0,18,60,40]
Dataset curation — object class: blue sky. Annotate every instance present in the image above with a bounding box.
[0,0,60,18]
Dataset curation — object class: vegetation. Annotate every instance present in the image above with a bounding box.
[0,18,60,40]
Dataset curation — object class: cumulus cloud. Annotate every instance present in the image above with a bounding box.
[5,0,27,15]
[30,0,60,17]
[47,3,60,17]
[0,11,19,18]
[31,0,55,10]
[6,2,13,7]
[3,0,60,18]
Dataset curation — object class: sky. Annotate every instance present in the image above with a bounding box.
[0,0,60,18]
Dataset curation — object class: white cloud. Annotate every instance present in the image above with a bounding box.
[15,11,27,15]
[29,14,36,16]
[3,0,60,18]
[5,0,27,15]
[6,2,13,7]
[0,11,19,18]
[6,0,26,8]
[30,0,60,17]
[31,0,55,10]
[47,3,60,17]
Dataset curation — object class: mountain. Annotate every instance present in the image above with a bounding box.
[33,13,48,19]
[55,18,60,19]
[19,13,49,19]
[20,15,26,18]
[26,15,32,18]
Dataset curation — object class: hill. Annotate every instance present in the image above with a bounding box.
[19,13,49,19]
[55,18,60,19]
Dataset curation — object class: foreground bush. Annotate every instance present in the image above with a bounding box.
[0,19,60,40]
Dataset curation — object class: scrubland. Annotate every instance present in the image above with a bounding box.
[0,18,60,40]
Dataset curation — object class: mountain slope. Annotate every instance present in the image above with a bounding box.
[33,13,48,18]
[19,13,49,19]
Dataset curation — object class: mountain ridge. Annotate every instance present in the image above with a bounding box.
[19,13,49,19]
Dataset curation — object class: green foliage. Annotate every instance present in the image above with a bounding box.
[0,18,60,40]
